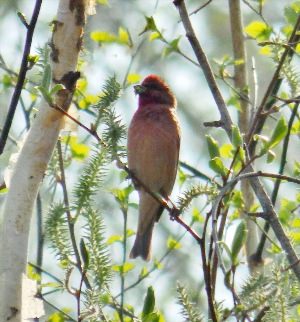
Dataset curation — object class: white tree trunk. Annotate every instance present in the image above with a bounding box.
[0,1,93,320]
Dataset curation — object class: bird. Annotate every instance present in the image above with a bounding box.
[127,74,181,261]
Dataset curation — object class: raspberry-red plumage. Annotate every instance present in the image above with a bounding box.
[127,75,180,260]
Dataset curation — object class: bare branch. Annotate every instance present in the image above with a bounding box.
[0,0,42,155]
[174,0,300,282]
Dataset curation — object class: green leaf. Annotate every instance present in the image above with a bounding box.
[49,84,65,96]
[90,28,131,46]
[284,1,300,25]
[163,37,181,57]
[266,150,276,163]
[209,157,228,177]
[290,232,300,244]
[80,238,89,269]
[178,168,188,186]
[111,186,133,204]
[118,27,131,46]
[142,312,161,322]
[0,186,8,194]
[154,259,163,270]
[206,135,220,159]
[66,136,90,160]
[192,208,204,223]
[149,31,162,41]
[27,265,41,282]
[97,0,109,4]
[268,117,288,148]
[292,218,300,228]
[41,63,51,91]
[28,54,39,65]
[47,312,65,322]
[279,198,297,225]
[142,286,155,318]
[230,190,245,210]
[231,125,243,147]
[127,73,141,84]
[107,234,123,244]
[261,117,288,154]
[167,237,181,250]
[38,86,52,105]
[294,161,300,176]
[291,120,300,134]
[244,21,272,41]
[220,143,234,158]
[139,267,149,279]
[112,262,135,274]
[139,16,159,35]
[2,74,13,88]
[231,221,247,265]
[90,30,117,43]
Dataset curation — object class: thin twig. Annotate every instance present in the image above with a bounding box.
[247,14,300,152]
[242,0,267,23]
[0,0,43,154]
[56,140,91,289]
[41,295,77,321]
[179,160,221,187]
[120,208,128,322]
[189,0,212,16]
[28,262,63,285]
[254,102,300,260]
[174,0,233,136]
[122,40,146,88]
[174,0,300,282]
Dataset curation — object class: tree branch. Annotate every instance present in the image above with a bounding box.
[173,0,233,136]
[0,2,90,320]
[228,0,257,270]
[254,102,300,262]
[247,14,300,154]
[174,0,300,281]
[0,0,42,155]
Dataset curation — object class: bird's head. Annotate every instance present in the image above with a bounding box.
[134,75,176,108]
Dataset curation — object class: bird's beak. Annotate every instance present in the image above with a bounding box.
[134,84,147,95]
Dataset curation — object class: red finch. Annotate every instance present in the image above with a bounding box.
[127,74,181,261]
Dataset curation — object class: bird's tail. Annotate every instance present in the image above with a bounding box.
[129,224,154,261]
[129,192,162,261]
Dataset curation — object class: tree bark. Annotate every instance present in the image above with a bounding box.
[0,1,92,320]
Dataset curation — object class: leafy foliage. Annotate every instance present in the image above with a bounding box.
[83,207,111,289]
[177,184,218,213]
[45,203,73,264]
[240,263,300,321]
[73,148,108,212]
[177,283,203,322]
[93,76,126,159]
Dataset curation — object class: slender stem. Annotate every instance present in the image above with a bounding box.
[211,207,229,295]
[179,161,221,187]
[229,0,258,270]
[173,0,233,135]
[120,208,128,322]
[28,262,63,285]
[254,102,300,260]
[41,296,76,321]
[247,14,300,153]
[199,237,218,321]
[56,140,91,289]
[0,0,43,154]
[122,40,146,88]
[174,0,300,281]
[115,231,187,297]
[36,193,44,276]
